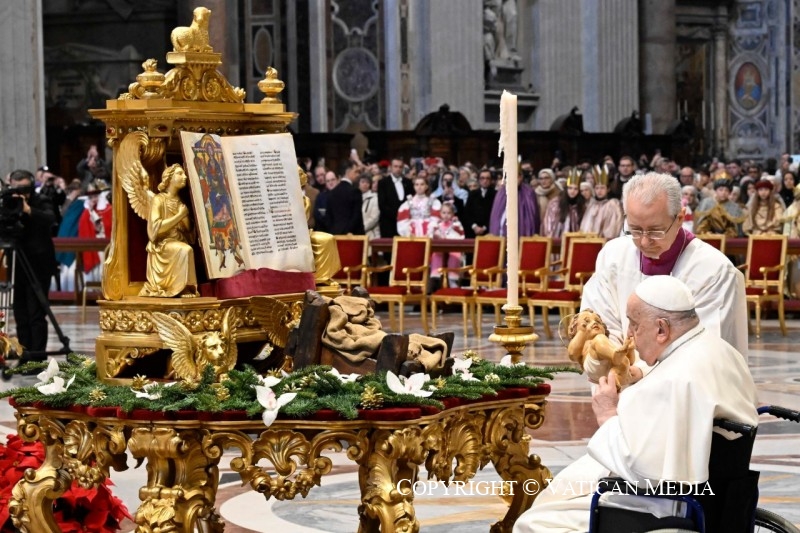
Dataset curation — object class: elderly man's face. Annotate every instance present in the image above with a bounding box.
[625,295,663,366]
[624,191,683,259]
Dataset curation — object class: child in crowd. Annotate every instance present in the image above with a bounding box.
[743,179,784,235]
[396,176,441,237]
[429,201,465,289]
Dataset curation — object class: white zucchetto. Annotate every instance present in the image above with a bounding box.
[634,275,696,312]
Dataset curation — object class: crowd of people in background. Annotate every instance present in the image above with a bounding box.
[300,150,800,297]
[303,150,800,240]
[8,147,800,299]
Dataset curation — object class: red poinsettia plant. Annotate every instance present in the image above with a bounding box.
[0,433,132,532]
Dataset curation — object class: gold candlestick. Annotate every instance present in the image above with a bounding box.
[488,304,538,364]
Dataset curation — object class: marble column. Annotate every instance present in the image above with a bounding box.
[309,0,328,132]
[712,23,727,156]
[638,0,676,134]
[0,0,45,173]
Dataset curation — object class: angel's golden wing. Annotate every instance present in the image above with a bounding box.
[151,311,198,380]
[250,296,296,348]
[118,131,155,220]
[219,306,238,371]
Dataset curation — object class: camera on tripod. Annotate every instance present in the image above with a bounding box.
[0,184,33,239]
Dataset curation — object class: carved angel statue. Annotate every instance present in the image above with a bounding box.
[120,143,198,297]
[566,309,636,390]
[299,166,341,284]
[151,307,238,382]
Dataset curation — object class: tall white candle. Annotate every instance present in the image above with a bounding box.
[499,90,519,307]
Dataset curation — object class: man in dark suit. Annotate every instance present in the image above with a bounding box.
[5,169,57,361]
[324,171,364,235]
[462,168,497,238]
[377,157,413,238]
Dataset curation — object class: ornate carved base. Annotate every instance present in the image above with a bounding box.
[11,389,549,532]
[95,295,305,384]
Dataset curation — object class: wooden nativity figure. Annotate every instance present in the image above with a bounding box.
[566,308,636,390]
[120,141,199,297]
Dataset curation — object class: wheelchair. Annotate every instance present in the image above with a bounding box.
[588,405,800,533]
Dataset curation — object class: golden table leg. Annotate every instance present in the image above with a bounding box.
[128,427,224,533]
[486,404,552,533]
[357,427,429,533]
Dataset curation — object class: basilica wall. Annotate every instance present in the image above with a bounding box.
[4,0,799,177]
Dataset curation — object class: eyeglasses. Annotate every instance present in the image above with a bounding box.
[623,214,678,240]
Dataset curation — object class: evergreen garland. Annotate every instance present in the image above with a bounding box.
[2,353,577,422]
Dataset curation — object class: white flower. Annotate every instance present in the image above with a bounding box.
[255,385,297,427]
[452,357,473,374]
[457,371,479,382]
[484,373,501,384]
[256,374,286,388]
[36,358,60,383]
[386,371,433,397]
[34,358,75,395]
[499,354,525,367]
[36,374,75,395]
[452,357,479,380]
[132,382,175,400]
[328,368,360,384]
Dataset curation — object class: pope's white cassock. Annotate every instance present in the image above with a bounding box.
[579,236,748,357]
[513,325,759,533]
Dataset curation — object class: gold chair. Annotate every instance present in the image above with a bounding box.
[737,234,788,338]
[430,235,505,336]
[696,233,727,255]
[365,236,431,334]
[331,234,370,293]
[526,236,605,338]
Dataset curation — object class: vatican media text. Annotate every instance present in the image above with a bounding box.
[396,478,715,497]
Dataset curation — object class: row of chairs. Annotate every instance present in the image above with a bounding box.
[332,232,791,340]
[696,233,788,338]
[331,233,606,337]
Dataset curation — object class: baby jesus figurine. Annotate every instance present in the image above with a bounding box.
[566,309,636,390]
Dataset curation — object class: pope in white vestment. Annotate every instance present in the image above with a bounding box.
[581,235,749,357]
[513,276,759,533]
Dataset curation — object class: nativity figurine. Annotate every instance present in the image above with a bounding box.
[566,309,636,390]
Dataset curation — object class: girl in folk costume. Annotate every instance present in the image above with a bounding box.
[579,165,624,239]
[743,178,784,235]
[429,201,465,288]
[542,168,586,238]
[396,176,441,237]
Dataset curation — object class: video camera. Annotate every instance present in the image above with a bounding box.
[0,184,33,239]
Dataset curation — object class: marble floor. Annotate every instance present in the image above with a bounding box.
[1,303,799,532]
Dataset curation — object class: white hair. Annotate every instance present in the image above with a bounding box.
[622,172,682,217]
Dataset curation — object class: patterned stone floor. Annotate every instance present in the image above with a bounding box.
[1,303,799,531]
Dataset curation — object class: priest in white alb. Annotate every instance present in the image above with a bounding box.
[580,172,748,359]
[513,276,759,533]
